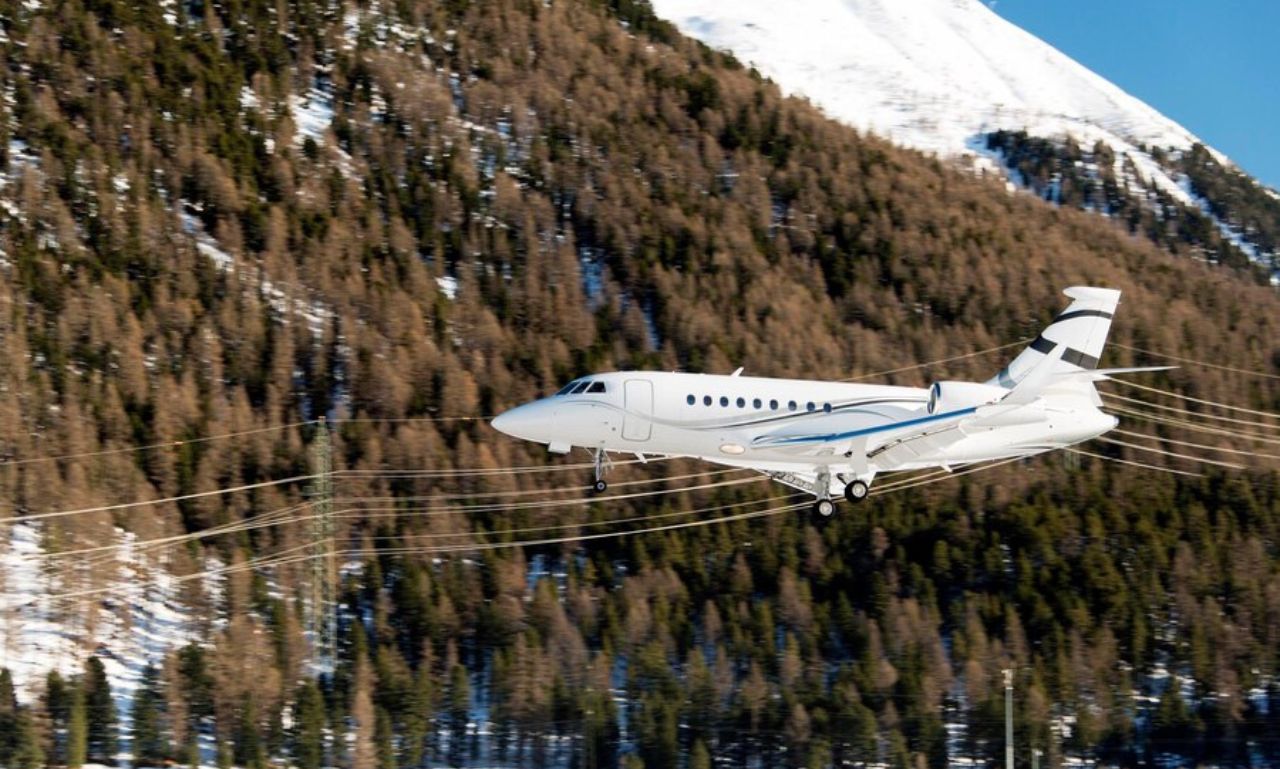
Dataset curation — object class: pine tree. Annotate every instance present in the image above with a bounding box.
[375,707,396,769]
[352,629,377,769]
[292,681,326,769]
[11,709,44,769]
[46,670,71,767]
[234,693,266,769]
[399,666,432,769]
[68,686,88,769]
[0,668,17,766]
[216,738,233,769]
[446,664,470,768]
[132,664,169,767]
[84,656,118,765]
[690,739,711,769]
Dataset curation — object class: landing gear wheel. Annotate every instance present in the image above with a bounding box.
[592,479,608,495]
[813,499,836,518]
[843,480,870,504]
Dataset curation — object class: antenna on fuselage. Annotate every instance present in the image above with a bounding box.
[730,367,744,377]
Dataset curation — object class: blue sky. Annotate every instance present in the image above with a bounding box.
[993,0,1280,189]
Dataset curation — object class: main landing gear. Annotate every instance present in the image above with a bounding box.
[811,479,871,518]
[590,448,610,495]
[844,479,870,503]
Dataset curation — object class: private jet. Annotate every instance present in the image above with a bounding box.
[491,287,1161,516]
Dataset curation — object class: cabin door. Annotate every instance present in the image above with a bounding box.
[622,379,653,441]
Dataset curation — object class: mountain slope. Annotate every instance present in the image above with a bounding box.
[650,0,1197,158]
[0,0,1277,766]
[650,0,1279,279]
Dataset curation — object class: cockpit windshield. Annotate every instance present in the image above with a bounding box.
[554,379,608,396]
[555,380,582,396]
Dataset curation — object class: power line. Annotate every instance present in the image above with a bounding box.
[1111,343,1280,381]
[1101,392,1280,431]
[1066,448,1203,478]
[334,475,766,520]
[351,493,803,545]
[841,339,1032,382]
[331,467,746,506]
[0,420,316,468]
[870,456,1024,496]
[1112,428,1280,462]
[33,501,316,564]
[0,474,319,526]
[19,470,757,567]
[1094,436,1245,471]
[19,457,1021,603]
[1108,379,1280,420]
[1106,405,1280,446]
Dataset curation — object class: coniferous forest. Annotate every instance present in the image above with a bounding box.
[0,0,1278,767]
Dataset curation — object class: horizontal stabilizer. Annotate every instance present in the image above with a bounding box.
[1067,365,1175,380]
[1041,365,1176,384]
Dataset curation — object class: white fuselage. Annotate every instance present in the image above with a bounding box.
[492,370,1117,496]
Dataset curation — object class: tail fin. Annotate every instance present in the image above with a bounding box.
[988,286,1121,388]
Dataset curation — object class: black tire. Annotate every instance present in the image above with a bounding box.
[592,479,608,494]
[843,480,869,503]
[813,499,836,518]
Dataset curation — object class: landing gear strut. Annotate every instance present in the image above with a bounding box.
[812,469,836,518]
[591,448,609,494]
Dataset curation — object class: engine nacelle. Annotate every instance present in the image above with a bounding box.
[927,381,1007,415]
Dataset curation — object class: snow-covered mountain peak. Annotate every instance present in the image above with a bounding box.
[651,0,1203,162]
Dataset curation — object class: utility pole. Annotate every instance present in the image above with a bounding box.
[1004,668,1014,769]
[309,417,335,669]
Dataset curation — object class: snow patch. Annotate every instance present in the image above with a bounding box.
[290,88,335,145]
[0,522,205,711]
[436,274,459,300]
[180,201,334,336]
[651,0,1204,163]
[1178,175,1276,269]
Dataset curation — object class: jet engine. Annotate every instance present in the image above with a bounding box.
[926,381,1007,415]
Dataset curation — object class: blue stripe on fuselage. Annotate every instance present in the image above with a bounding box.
[755,406,979,447]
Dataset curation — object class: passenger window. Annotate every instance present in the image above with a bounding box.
[570,381,591,394]
[753,398,762,409]
[736,397,745,408]
[687,394,695,405]
[823,403,832,413]
[788,401,797,411]
[720,396,729,407]
[806,402,815,412]
[703,395,712,406]
[770,399,778,410]
[587,382,606,393]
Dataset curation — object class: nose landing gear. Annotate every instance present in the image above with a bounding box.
[590,448,610,495]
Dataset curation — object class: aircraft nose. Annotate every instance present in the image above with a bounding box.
[491,402,547,441]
